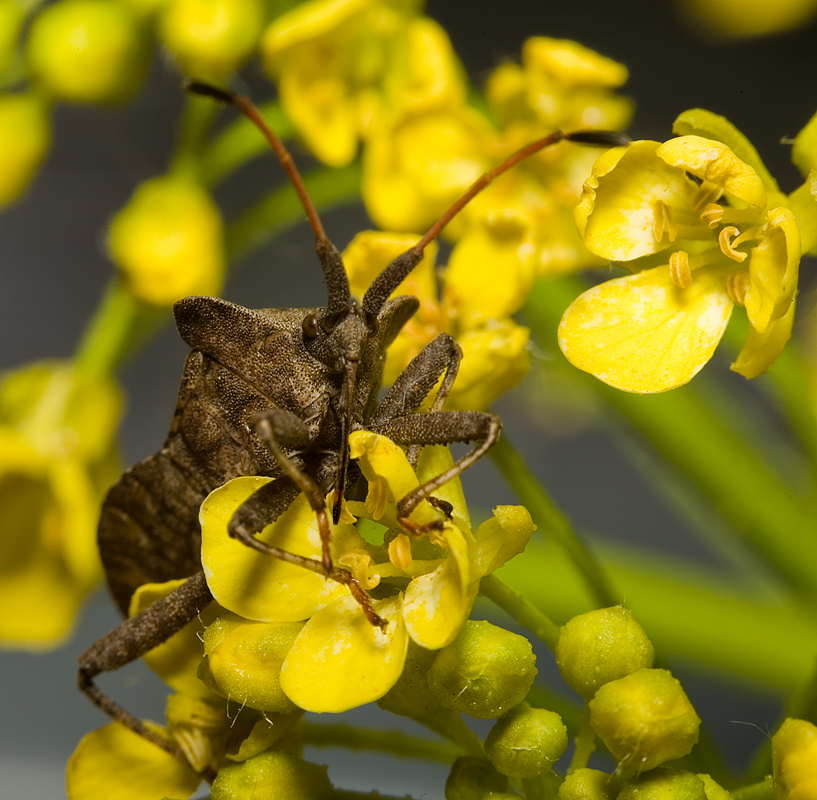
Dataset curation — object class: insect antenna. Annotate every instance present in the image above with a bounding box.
[184,81,351,317]
[362,128,630,317]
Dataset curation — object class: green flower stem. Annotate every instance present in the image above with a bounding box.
[225,162,362,262]
[301,721,460,763]
[422,709,485,757]
[524,684,583,733]
[524,277,817,604]
[72,279,166,376]
[730,777,774,800]
[168,92,220,180]
[479,573,561,651]
[499,536,817,691]
[488,437,620,609]
[567,706,595,773]
[199,99,295,187]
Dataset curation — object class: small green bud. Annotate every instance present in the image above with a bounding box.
[555,605,654,699]
[445,756,510,800]
[211,751,332,800]
[558,768,622,800]
[0,93,50,207]
[26,0,149,104]
[485,705,568,778]
[201,613,303,714]
[377,641,444,720]
[427,620,537,719]
[589,668,700,772]
[159,0,264,79]
[617,768,707,800]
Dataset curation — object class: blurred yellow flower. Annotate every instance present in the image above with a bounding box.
[0,92,50,208]
[198,432,534,715]
[0,361,121,646]
[681,0,817,39]
[559,132,802,393]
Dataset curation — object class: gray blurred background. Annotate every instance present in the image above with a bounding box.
[2,0,817,796]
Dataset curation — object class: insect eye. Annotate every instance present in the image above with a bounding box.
[302,314,319,339]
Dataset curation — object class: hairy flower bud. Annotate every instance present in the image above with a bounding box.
[772,718,817,800]
[445,756,510,800]
[201,613,303,714]
[558,768,622,800]
[211,751,332,800]
[427,620,537,719]
[485,704,568,778]
[556,605,655,699]
[26,0,148,103]
[617,768,708,800]
[589,668,700,772]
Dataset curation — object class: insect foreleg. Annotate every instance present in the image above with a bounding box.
[77,572,213,769]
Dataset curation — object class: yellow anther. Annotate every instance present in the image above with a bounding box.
[699,203,724,229]
[652,200,677,244]
[339,549,381,590]
[718,225,748,262]
[690,180,723,213]
[388,533,412,571]
[726,271,749,305]
[669,250,692,288]
[365,476,389,520]
[172,727,213,774]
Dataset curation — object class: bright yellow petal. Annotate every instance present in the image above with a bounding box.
[558,266,734,393]
[66,722,201,800]
[522,37,628,89]
[657,136,766,210]
[402,522,476,650]
[745,207,801,334]
[473,505,536,577]
[732,300,795,379]
[129,579,219,698]
[576,141,700,261]
[280,594,408,712]
[415,445,469,528]
[261,0,368,54]
[200,477,351,622]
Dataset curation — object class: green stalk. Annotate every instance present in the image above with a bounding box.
[567,707,595,773]
[489,437,620,609]
[731,777,774,800]
[524,277,817,604]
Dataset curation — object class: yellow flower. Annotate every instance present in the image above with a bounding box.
[260,0,452,167]
[772,718,817,800]
[107,175,226,307]
[0,361,121,646]
[681,0,817,39]
[0,92,51,208]
[198,432,535,714]
[559,133,801,393]
[342,230,530,409]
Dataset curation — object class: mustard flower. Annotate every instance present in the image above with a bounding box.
[681,0,817,39]
[107,175,226,307]
[559,118,809,393]
[260,0,454,167]
[198,432,535,714]
[342,230,531,409]
[0,361,121,646]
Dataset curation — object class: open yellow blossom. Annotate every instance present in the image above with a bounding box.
[342,230,530,408]
[0,361,121,646]
[198,432,534,715]
[559,131,802,393]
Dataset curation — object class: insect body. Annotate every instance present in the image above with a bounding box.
[78,81,628,766]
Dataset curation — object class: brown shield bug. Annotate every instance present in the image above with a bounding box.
[78,80,627,765]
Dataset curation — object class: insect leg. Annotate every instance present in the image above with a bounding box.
[77,572,213,770]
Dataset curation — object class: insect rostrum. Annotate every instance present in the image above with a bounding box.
[78,81,628,769]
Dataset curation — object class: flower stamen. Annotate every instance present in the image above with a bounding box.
[388,533,412,571]
[690,180,723,212]
[365,476,389,520]
[652,200,677,244]
[699,203,723,229]
[339,549,381,590]
[726,271,749,305]
[718,226,748,262]
[669,251,692,288]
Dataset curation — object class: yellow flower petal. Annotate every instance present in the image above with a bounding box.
[473,505,536,577]
[732,300,795,379]
[415,444,469,527]
[576,141,699,261]
[200,477,352,622]
[129,579,219,699]
[745,207,800,334]
[66,722,201,800]
[280,594,408,712]
[402,522,476,650]
[657,135,766,210]
[558,266,734,393]
[523,37,628,89]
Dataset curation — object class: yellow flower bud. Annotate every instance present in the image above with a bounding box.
[445,756,510,800]
[558,768,622,800]
[555,605,655,699]
[588,668,701,772]
[159,0,264,79]
[427,620,537,719]
[773,718,817,800]
[617,769,708,800]
[108,175,225,306]
[211,751,333,800]
[201,613,303,714]
[0,93,50,208]
[485,705,568,779]
[26,0,149,104]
